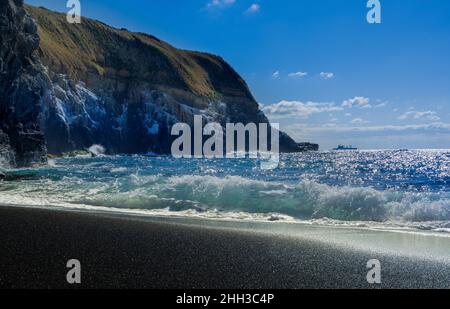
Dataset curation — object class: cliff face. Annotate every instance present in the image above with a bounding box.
[28,5,303,155]
[1,2,306,167]
[0,0,47,167]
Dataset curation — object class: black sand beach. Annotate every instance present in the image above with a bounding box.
[0,206,449,289]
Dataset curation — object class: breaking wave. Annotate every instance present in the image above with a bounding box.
[1,173,449,223]
[1,151,449,232]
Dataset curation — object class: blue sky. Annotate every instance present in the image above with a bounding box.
[26,0,450,149]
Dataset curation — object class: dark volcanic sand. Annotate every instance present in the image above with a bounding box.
[0,206,449,289]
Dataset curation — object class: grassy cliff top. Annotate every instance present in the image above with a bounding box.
[25,5,254,100]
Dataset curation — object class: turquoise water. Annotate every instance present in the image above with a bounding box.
[1,150,449,232]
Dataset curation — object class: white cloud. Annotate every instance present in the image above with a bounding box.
[288,71,308,78]
[350,118,370,124]
[375,102,388,108]
[262,100,343,120]
[286,122,450,134]
[246,3,260,14]
[206,0,236,9]
[342,96,371,108]
[272,71,280,79]
[320,72,334,79]
[398,111,440,121]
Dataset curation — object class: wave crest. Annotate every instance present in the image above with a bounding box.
[140,175,450,222]
[1,173,449,223]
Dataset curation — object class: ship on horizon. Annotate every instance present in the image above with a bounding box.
[333,145,358,151]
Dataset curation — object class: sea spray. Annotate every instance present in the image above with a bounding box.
[0,151,449,230]
[88,144,106,157]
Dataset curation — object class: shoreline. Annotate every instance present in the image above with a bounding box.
[2,201,450,238]
[0,205,449,289]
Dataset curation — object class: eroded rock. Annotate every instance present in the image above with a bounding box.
[0,0,48,167]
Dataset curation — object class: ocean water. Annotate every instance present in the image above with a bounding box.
[1,150,450,233]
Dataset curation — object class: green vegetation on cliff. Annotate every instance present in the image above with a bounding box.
[26,5,254,102]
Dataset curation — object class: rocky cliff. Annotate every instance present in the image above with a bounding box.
[1,2,310,167]
[0,0,47,167]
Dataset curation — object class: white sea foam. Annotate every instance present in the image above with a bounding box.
[0,173,449,233]
[110,167,128,173]
[1,152,449,234]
